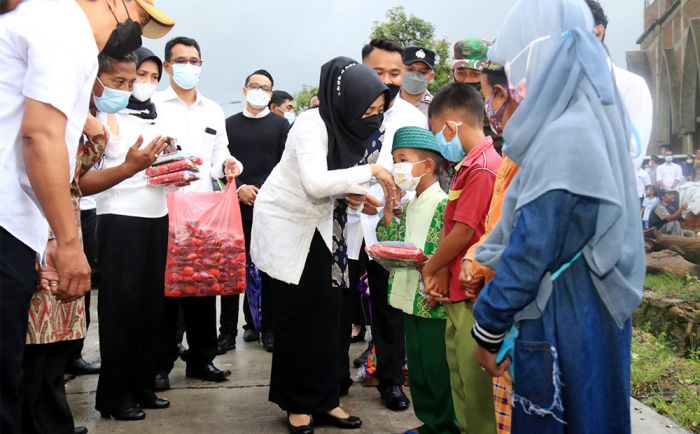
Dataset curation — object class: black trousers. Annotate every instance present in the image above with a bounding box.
[367,255,406,387]
[219,218,273,335]
[68,209,96,363]
[338,253,369,389]
[23,341,75,434]
[270,231,340,414]
[96,214,168,413]
[159,295,217,371]
[0,227,37,434]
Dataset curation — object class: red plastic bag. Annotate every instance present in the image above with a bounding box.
[164,185,247,297]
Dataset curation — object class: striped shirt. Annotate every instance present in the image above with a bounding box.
[444,136,501,302]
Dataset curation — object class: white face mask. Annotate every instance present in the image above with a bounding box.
[246,89,271,109]
[393,160,427,192]
[131,82,157,102]
[283,111,296,124]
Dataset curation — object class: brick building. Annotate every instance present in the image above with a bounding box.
[628,0,700,155]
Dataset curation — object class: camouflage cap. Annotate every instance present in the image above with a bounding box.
[453,38,491,70]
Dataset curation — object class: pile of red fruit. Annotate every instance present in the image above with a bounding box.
[165,222,247,297]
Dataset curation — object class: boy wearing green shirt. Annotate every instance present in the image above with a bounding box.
[376,126,459,434]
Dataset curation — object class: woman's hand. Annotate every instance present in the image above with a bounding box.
[371,164,399,205]
[345,194,366,211]
[123,135,169,175]
[476,346,510,377]
[224,159,241,182]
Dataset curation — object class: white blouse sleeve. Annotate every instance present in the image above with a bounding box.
[293,114,372,200]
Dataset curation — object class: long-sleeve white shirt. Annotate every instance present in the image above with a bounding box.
[153,87,242,193]
[612,63,652,171]
[251,109,373,285]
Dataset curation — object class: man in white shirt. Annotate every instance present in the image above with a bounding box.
[153,36,242,388]
[657,150,684,189]
[0,0,174,432]
[588,0,653,171]
[637,167,651,203]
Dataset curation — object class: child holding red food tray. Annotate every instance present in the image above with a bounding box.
[375,126,459,434]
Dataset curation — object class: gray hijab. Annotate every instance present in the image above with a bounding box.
[475,0,645,328]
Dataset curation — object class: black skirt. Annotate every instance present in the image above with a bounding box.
[269,230,341,414]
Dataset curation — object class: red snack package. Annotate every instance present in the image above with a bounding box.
[147,170,199,186]
[145,159,198,177]
[365,242,426,271]
[164,185,247,297]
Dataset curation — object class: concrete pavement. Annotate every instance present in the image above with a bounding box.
[65,291,690,433]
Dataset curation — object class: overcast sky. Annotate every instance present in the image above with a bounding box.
[144,0,645,116]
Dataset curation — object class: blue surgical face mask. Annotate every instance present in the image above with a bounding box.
[172,63,201,90]
[435,123,465,162]
[283,111,296,124]
[92,78,131,114]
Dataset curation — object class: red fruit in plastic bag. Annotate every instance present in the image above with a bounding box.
[164,186,246,298]
[170,273,183,283]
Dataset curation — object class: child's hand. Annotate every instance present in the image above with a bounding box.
[460,259,484,298]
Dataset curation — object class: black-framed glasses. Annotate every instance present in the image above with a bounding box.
[246,83,272,92]
[170,58,203,66]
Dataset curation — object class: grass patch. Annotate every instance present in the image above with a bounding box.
[632,329,700,433]
[644,273,700,302]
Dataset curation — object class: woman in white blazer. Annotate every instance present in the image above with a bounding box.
[251,57,397,434]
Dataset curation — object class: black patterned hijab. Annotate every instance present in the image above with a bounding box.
[318,56,389,170]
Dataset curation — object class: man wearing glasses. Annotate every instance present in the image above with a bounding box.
[154,36,243,389]
[219,70,289,355]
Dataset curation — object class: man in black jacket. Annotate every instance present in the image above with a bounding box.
[218,69,289,353]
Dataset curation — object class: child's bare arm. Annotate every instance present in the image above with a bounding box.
[423,223,474,276]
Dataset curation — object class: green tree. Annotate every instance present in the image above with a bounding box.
[293,85,319,113]
[370,6,451,94]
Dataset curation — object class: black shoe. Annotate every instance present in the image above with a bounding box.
[243,329,260,342]
[74,426,88,434]
[379,385,410,411]
[261,330,274,353]
[287,413,314,434]
[353,347,372,368]
[217,333,237,355]
[100,407,146,421]
[65,358,100,376]
[314,412,362,429]
[139,398,170,410]
[154,371,170,392]
[186,362,231,382]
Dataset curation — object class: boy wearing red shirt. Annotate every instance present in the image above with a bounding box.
[422,83,501,434]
